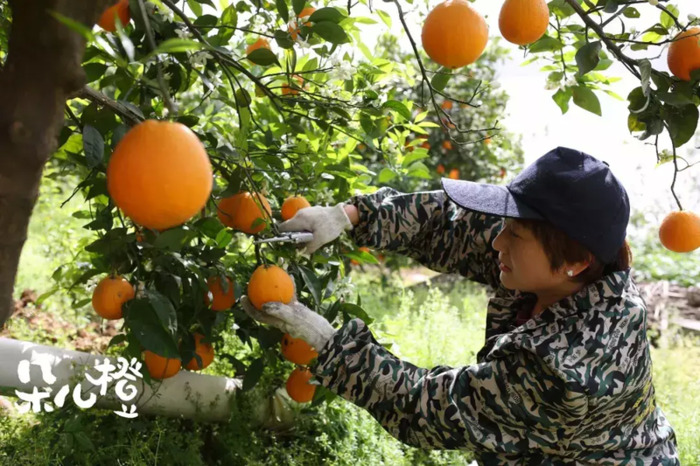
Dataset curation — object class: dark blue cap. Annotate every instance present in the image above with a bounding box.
[441,146,630,264]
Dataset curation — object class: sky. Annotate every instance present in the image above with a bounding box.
[353,0,700,217]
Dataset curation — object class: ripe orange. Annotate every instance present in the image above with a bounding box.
[92,276,135,320]
[441,100,453,111]
[206,276,236,311]
[289,7,317,40]
[246,37,271,56]
[442,140,453,150]
[420,141,431,150]
[281,75,304,96]
[421,0,488,68]
[499,0,550,46]
[285,367,316,403]
[667,27,700,81]
[98,0,130,32]
[658,210,700,252]
[281,195,311,221]
[185,333,215,370]
[436,163,446,175]
[281,333,318,365]
[449,168,460,179]
[247,265,295,310]
[484,136,492,145]
[144,351,181,380]
[217,192,272,234]
[107,120,213,231]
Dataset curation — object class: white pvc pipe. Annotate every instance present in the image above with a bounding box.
[0,337,241,421]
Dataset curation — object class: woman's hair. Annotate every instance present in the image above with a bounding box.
[513,218,632,284]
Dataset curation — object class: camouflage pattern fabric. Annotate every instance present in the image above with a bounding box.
[310,187,680,465]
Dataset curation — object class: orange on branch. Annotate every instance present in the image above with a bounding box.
[185,333,215,370]
[246,37,271,56]
[436,163,446,175]
[442,140,453,150]
[499,0,550,46]
[206,276,236,311]
[286,367,316,403]
[107,120,213,230]
[281,333,318,365]
[281,195,311,221]
[281,75,305,96]
[247,265,295,310]
[421,0,488,69]
[667,27,700,81]
[98,0,130,32]
[658,210,700,253]
[441,100,453,111]
[449,168,460,179]
[289,7,317,40]
[217,192,272,234]
[92,276,135,320]
[144,351,181,380]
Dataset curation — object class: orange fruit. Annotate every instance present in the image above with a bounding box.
[484,136,492,145]
[281,333,319,365]
[185,333,215,370]
[281,195,311,221]
[658,210,700,253]
[441,100,453,111]
[289,7,317,40]
[92,276,135,320]
[217,191,272,234]
[206,276,236,311]
[436,163,446,175]
[442,140,453,150]
[281,75,304,96]
[98,0,130,32]
[421,0,488,68]
[448,168,460,179]
[420,141,431,150]
[499,167,507,178]
[107,120,213,231]
[499,0,550,46]
[285,367,316,403]
[144,351,181,380]
[246,37,271,56]
[667,27,700,81]
[247,265,295,310]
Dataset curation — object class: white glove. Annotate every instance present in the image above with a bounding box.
[240,296,336,351]
[278,204,353,254]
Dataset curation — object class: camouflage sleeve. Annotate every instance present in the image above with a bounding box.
[347,187,503,288]
[311,318,588,456]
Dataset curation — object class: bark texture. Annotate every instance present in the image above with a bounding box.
[0,0,111,328]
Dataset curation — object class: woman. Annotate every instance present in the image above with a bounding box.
[241,147,680,465]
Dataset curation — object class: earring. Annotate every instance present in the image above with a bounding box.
[567,270,574,277]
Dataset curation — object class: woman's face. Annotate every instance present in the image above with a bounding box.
[491,219,570,294]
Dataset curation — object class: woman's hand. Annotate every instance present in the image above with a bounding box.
[240,295,336,351]
[278,204,355,254]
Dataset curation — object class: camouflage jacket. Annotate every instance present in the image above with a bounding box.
[310,188,680,465]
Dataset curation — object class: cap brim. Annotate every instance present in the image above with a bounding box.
[441,178,544,219]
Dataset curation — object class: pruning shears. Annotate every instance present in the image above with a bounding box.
[253,231,314,245]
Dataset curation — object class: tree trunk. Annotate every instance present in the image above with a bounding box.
[0,0,111,327]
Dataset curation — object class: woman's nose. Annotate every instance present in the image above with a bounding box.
[492,228,505,252]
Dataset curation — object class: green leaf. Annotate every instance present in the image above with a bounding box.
[83,63,107,83]
[377,167,396,183]
[297,265,323,307]
[292,0,306,16]
[221,4,238,28]
[572,85,601,116]
[660,4,680,30]
[338,302,373,324]
[402,151,430,167]
[664,104,699,147]
[376,9,392,28]
[528,35,563,53]
[148,39,205,59]
[381,100,411,120]
[431,70,451,92]
[235,88,252,107]
[552,88,572,114]
[312,21,349,44]
[275,0,289,21]
[242,358,265,391]
[247,48,279,66]
[622,7,640,18]
[639,58,652,96]
[274,30,295,49]
[575,41,602,76]
[309,7,345,23]
[144,290,178,335]
[108,334,128,348]
[49,12,95,41]
[82,125,104,169]
[153,227,193,251]
[603,0,619,13]
[124,299,179,358]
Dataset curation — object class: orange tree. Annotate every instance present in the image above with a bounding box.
[1,0,699,402]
